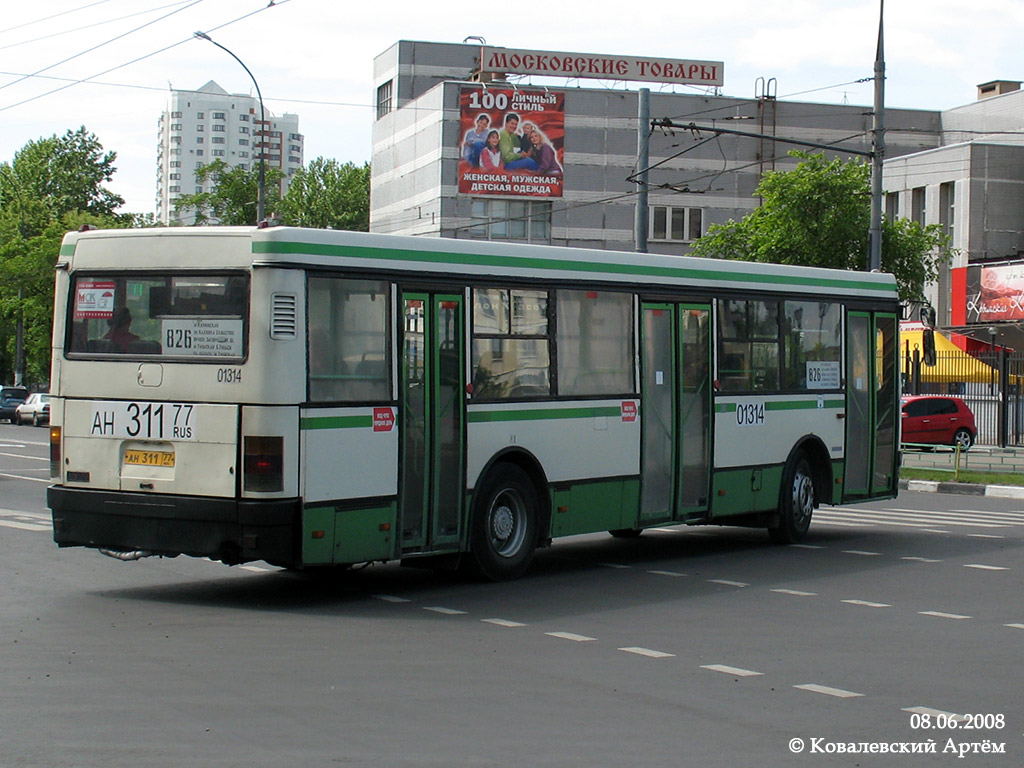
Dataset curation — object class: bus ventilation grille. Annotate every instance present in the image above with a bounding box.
[270,293,298,340]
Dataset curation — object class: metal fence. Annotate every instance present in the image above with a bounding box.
[904,350,1024,447]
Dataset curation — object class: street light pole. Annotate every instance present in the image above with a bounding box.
[193,31,266,223]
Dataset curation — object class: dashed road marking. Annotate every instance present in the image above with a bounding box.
[701,664,763,677]
[546,631,596,642]
[648,569,686,577]
[599,562,631,570]
[790,544,824,550]
[482,618,527,628]
[708,579,749,587]
[963,563,1009,571]
[424,606,466,615]
[842,599,892,608]
[0,519,49,532]
[842,549,881,556]
[902,706,967,722]
[1004,623,1024,630]
[373,594,411,603]
[919,611,972,620]
[619,646,675,658]
[902,556,942,563]
[795,683,864,698]
[771,588,818,596]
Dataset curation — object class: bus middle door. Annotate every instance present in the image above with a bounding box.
[398,292,466,554]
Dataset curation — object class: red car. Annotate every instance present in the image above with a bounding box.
[901,395,977,450]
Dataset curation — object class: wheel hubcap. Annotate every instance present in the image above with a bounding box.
[489,489,526,558]
[792,472,814,526]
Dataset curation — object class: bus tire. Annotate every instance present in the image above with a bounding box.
[467,463,539,581]
[769,453,815,544]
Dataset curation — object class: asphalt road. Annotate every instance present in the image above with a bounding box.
[1,423,1020,767]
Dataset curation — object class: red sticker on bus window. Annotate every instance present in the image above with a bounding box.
[74,280,116,320]
[621,401,638,422]
[373,407,395,432]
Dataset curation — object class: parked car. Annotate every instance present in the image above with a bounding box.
[15,392,50,426]
[0,386,29,423]
[901,395,977,450]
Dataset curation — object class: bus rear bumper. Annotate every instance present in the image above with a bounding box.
[47,486,301,568]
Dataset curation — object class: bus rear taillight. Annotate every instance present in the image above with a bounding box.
[50,426,61,480]
[243,436,284,492]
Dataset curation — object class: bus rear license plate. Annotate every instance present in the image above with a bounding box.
[123,450,175,467]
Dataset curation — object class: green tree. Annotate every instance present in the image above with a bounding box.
[690,152,952,301]
[174,159,283,226]
[276,158,370,231]
[0,128,132,385]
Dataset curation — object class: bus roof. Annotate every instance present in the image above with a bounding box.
[61,226,898,299]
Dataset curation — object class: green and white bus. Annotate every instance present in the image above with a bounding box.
[48,226,899,580]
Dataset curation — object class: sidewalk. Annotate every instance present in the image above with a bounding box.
[899,444,1024,499]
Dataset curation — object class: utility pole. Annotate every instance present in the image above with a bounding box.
[869,0,886,272]
[635,88,650,253]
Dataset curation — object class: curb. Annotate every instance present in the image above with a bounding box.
[899,479,1024,499]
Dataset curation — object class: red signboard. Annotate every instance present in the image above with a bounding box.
[621,401,638,423]
[965,263,1024,323]
[373,407,395,432]
[458,86,564,198]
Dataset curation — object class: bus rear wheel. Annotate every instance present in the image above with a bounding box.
[466,464,539,581]
[769,454,815,544]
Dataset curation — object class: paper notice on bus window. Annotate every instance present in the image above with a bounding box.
[806,361,840,390]
[161,318,243,357]
[74,281,117,320]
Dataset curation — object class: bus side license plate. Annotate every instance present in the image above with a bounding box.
[123,449,175,467]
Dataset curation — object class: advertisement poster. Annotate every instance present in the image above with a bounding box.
[458,86,564,198]
[965,263,1024,323]
[74,280,116,320]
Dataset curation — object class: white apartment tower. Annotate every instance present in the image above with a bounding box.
[156,80,304,225]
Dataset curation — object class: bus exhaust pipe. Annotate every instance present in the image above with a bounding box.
[99,549,156,562]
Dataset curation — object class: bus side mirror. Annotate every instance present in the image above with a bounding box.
[919,306,936,328]
[922,328,937,366]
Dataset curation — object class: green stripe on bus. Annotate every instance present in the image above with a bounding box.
[300,414,372,430]
[468,405,622,423]
[253,240,896,294]
[716,399,845,413]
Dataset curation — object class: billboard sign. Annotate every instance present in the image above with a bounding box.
[965,263,1024,323]
[479,46,723,87]
[458,86,564,198]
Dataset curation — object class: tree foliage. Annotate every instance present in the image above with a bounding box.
[0,128,132,385]
[173,159,283,226]
[690,152,952,302]
[276,159,370,231]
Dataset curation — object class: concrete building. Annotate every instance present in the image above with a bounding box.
[371,41,1024,350]
[156,80,304,225]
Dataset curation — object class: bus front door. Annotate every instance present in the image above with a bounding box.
[844,311,898,499]
[640,303,712,523]
[399,293,466,553]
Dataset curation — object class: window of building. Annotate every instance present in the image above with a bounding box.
[471,288,550,399]
[213,112,226,120]
[169,173,181,180]
[196,137,204,144]
[718,299,780,391]
[376,80,393,119]
[940,181,955,239]
[240,114,249,122]
[170,136,181,145]
[239,151,249,158]
[169,185,180,193]
[469,199,551,242]
[212,137,225,144]
[212,124,225,132]
[782,301,842,390]
[170,123,182,131]
[308,277,390,402]
[650,206,703,242]
[912,187,926,226]
[196,112,204,119]
[239,139,249,147]
[884,191,898,221]
[557,290,633,395]
[196,149,204,157]
[169,161,181,168]
[239,126,249,135]
[169,148,181,155]
[171,111,182,118]
[196,124,204,131]
[212,149,225,157]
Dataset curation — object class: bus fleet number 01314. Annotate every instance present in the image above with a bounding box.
[89,401,196,441]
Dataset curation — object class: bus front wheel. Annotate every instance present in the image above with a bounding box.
[769,454,815,544]
[467,464,539,581]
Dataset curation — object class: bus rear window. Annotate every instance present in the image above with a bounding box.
[68,274,248,359]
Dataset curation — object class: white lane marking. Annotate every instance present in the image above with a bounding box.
[239,565,272,573]
[823,509,1009,529]
[795,684,864,698]
[701,664,764,677]
[424,606,466,615]
[814,520,870,528]
[708,579,749,587]
[0,472,49,483]
[648,569,686,577]
[923,530,951,534]
[0,508,50,521]
[967,533,1006,539]
[0,519,50,532]
[790,544,825,549]
[842,550,881,556]
[963,564,1009,571]
[0,451,47,461]
[919,611,972,620]
[373,594,411,603]
[599,562,632,569]
[1004,623,1024,630]
[902,706,967,722]
[482,618,527,628]
[842,599,892,608]
[619,646,675,658]
[771,588,818,596]
[902,556,942,563]
[546,631,596,642]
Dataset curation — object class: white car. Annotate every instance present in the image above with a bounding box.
[15,393,49,426]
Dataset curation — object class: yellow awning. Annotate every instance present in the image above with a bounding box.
[900,329,1002,384]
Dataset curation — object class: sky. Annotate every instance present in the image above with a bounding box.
[1,0,1022,215]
